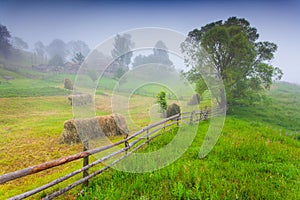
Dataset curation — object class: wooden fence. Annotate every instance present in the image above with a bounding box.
[0,109,210,200]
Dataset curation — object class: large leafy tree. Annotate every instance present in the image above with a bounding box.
[153,40,173,67]
[66,40,90,57]
[48,54,64,66]
[181,17,283,106]
[111,34,134,72]
[46,39,67,61]
[34,41,47,64]
[0,24,12,57]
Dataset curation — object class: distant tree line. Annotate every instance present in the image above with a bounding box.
[132,40,173,69]
[33,39,90,66]
[0,23,90,68]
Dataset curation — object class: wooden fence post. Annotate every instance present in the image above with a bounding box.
[190,111,195,125]
[124,134,129,154]
[204,106,209,120]
[83,140,89,187]
[146,129,149,143]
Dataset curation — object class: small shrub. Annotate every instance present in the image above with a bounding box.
[64,78,73,90]
[156,91,167,109]
[156,91,167,118]
[187,94,200,105]
[166,103,181,117]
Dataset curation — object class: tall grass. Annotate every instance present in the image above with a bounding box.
[79,117,299,199]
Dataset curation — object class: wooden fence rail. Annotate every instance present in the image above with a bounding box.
[0,109,212,200]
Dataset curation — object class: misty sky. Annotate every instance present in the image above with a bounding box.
[0,0,299,84]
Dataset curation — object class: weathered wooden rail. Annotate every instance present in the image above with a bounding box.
[0,109,211,200]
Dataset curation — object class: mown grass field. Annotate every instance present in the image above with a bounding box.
[0,65,299,199]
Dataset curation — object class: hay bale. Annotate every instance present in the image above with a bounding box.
[113,113,129,135]
[64,78,73,90]
[60,114,129,144]
[60,120,81,144]
[68,94,93,106]
[166,103,181,117]
[187,94,200,105]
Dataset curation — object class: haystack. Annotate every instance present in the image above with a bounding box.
[187,94,200,105]
[64,78,73,90]
[60,114,129,144]
[68,94,93,106]
[166,103,181,117]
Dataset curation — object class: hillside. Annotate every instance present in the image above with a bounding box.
[78,82,300,200]
[0,64,299,199]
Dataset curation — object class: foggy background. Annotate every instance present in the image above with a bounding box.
[0,0,299,84]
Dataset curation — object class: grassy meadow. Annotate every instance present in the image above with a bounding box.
[0,65,299,199]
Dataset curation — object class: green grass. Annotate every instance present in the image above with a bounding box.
[79,118,299,199]
[0,68,73,97]
[77,81,300,200]
[0,63,299,199]
[229,82,300,132]
[0,96,84,199]
[96,70,196,100]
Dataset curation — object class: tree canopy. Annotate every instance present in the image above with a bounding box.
[67,40,90,57]
[72,52,85,65]
[0,24,12,57]
[11,37,28,50]
[46,39,67,61]
[48,54,64,66]
[34,41,47,64]
[181,17,283,107]
[132,40,173,68]
[111,34,134,72]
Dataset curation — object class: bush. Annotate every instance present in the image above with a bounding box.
[187,94,200,105]
[156,91,167,112]
[64,78,73,90]
[166,103,181,117]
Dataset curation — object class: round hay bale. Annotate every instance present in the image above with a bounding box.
[59,119,81,144]
[60,114,129,144]
[68,94,93,106]
[112,113,130,135]
[187,94,200,105]
[64,78,73,90]
[97,115,116,137]
[166,103,181,117]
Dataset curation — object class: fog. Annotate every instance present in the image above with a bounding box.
[0,0,299,83]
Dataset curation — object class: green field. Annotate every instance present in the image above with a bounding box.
[80,118,299,200]
[78,82,300,199]
[0,66,299,199]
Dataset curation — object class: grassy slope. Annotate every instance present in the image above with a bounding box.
[0,67,73,97]
[229,82,300,132]
[0,64,299,200]
[79,82,300,200]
